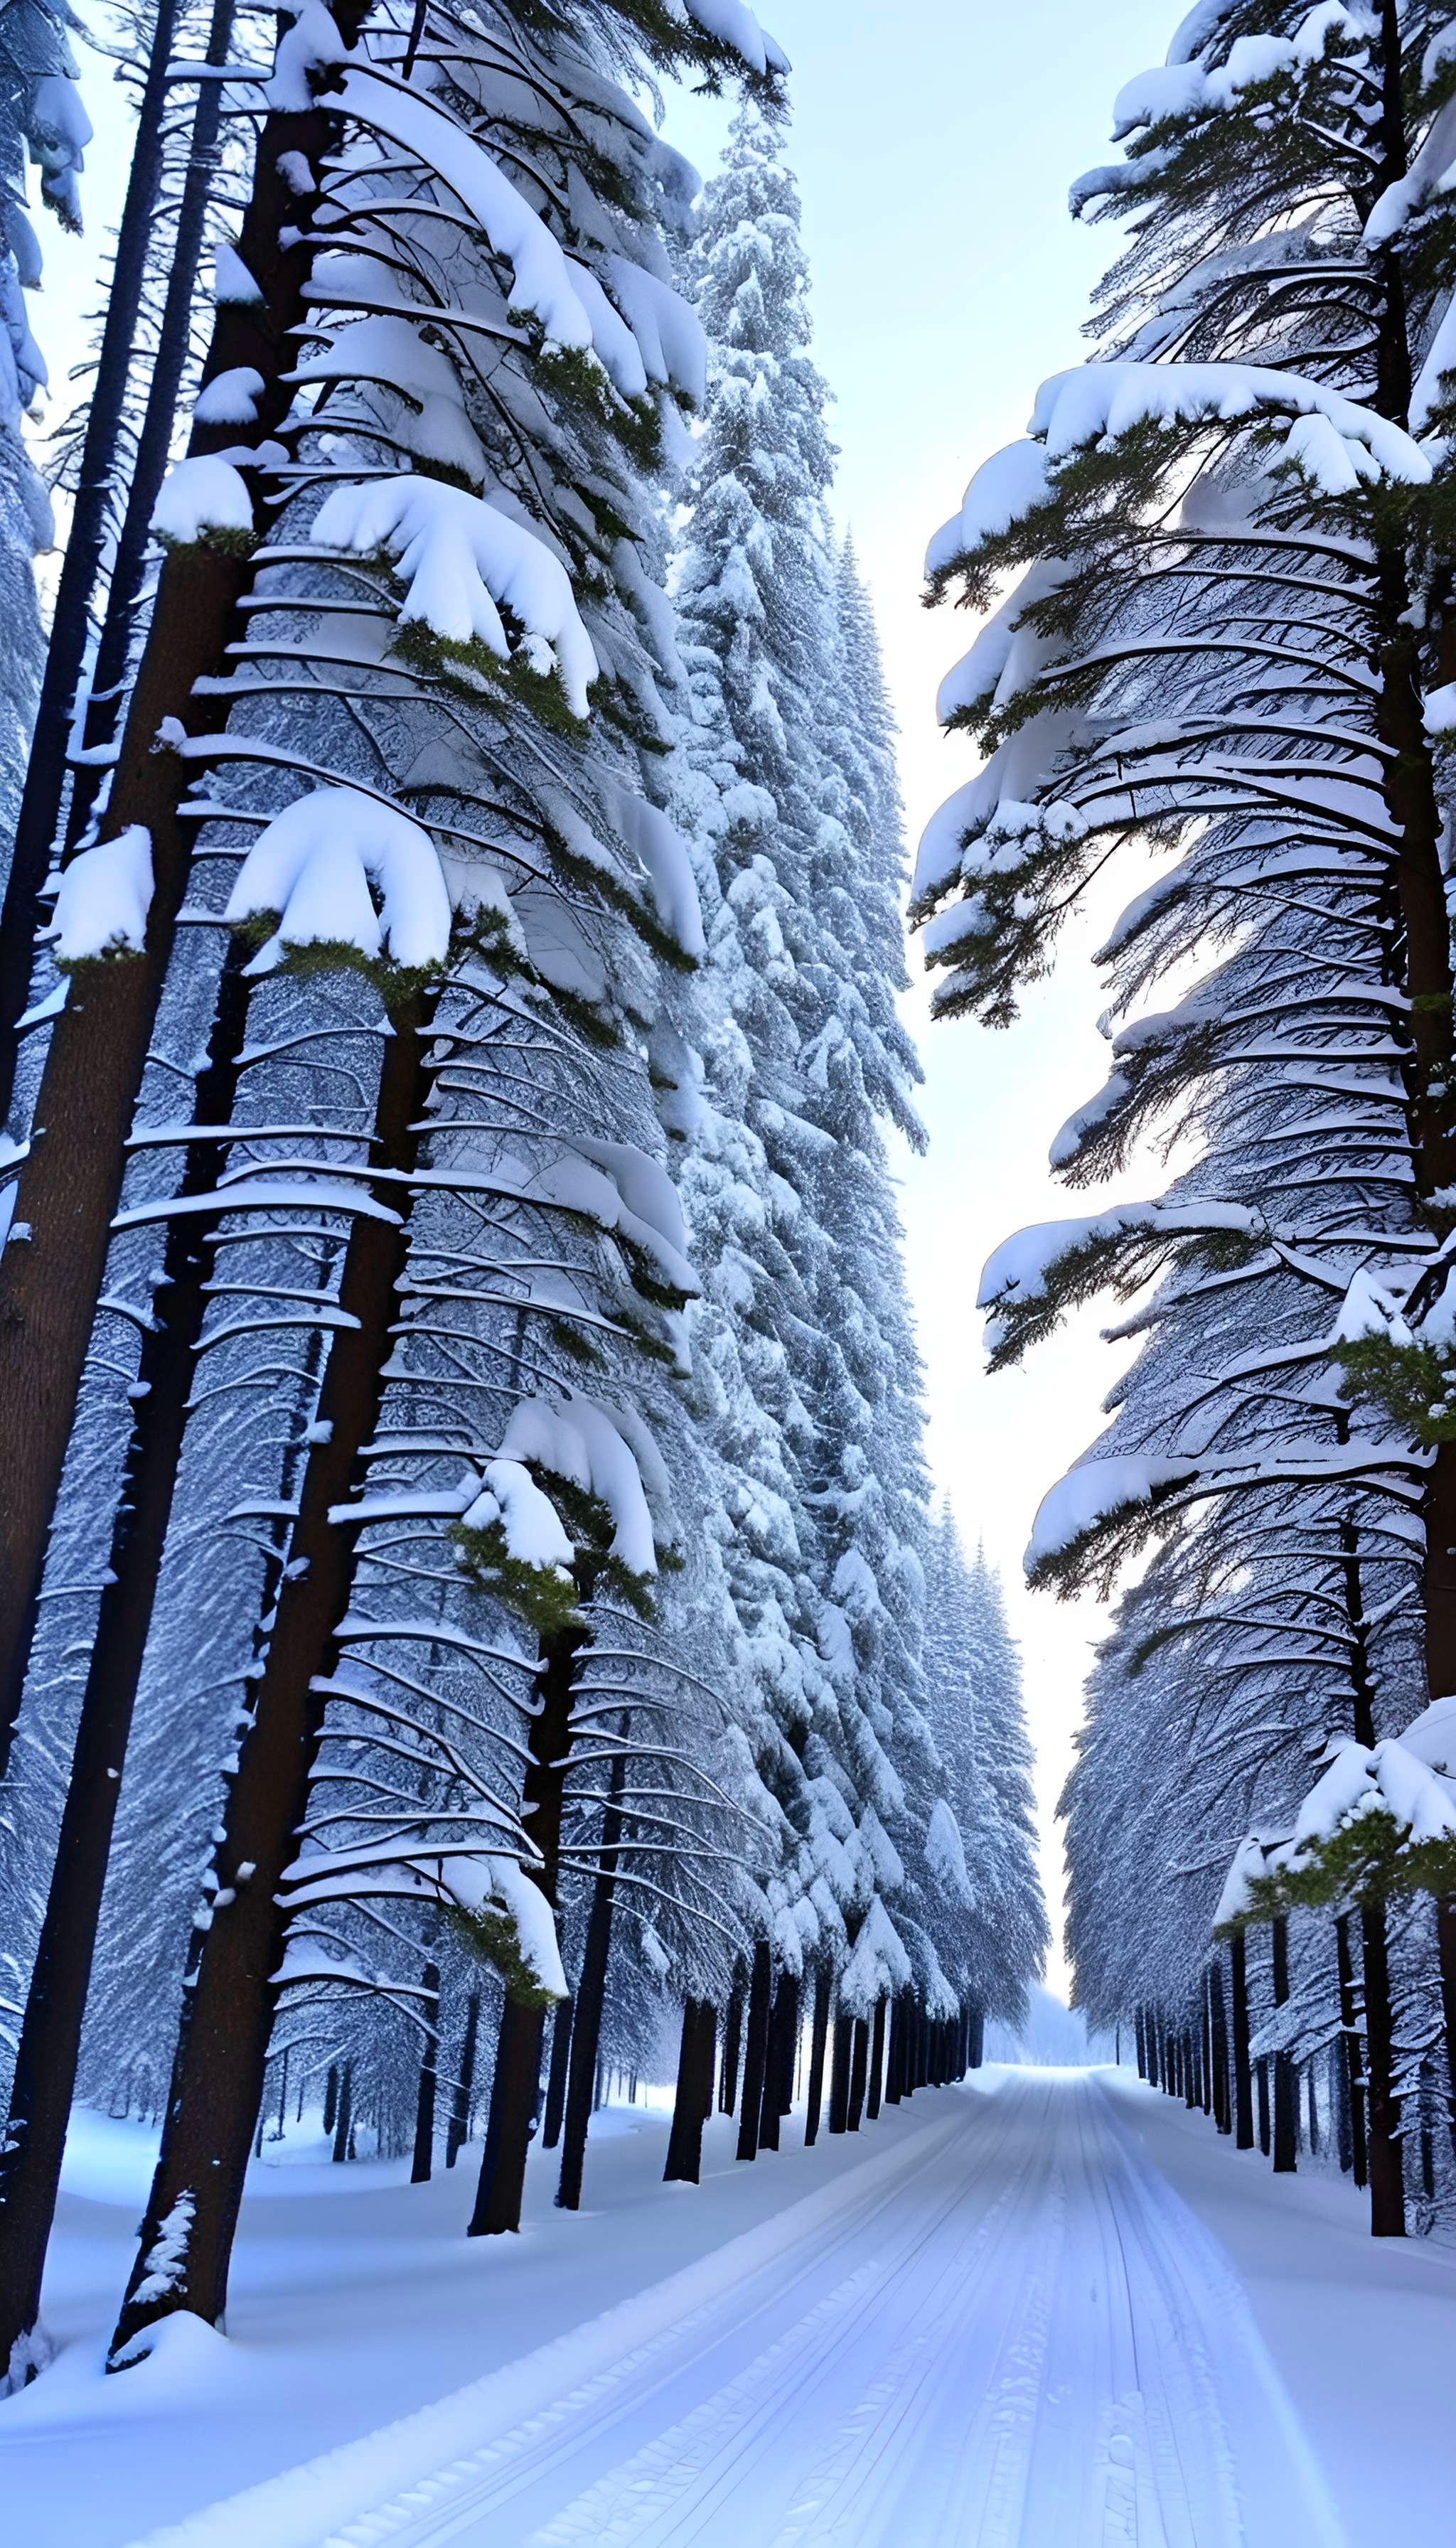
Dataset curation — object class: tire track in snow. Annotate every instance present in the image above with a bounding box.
[156,2072,1346,2548]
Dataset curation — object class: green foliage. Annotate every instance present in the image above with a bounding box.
[1334,1331,1456,1444]
[449,1515,583,1637]
[1216,1805,1456,1934]
[227,911,443,1013]
[154,525,257,561]
[439,1890,560,2007]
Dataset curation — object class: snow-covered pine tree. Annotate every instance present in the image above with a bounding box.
[0,0,791,2386]
[921,1511,1046,2041]
[673,107,972,2118]
[912,0,1456,2231]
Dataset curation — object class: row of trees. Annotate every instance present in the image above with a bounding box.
[914,0,1456,2236]
[0,0,1044,2392]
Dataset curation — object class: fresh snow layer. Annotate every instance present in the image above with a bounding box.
[151,454,254,547]
[53,827,153,963]
[11,2068,1427,2547]
[310,477,597,717]
[223,788,452,972]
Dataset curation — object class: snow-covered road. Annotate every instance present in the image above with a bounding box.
[317,2070,1343,2548]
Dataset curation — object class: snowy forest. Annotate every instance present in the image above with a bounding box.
[0,0,1046,2402]
[915,0,1456,2250]
[8,0,1456,2537]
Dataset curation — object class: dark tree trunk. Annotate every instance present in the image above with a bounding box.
[469,1617,585,2237]
[1209,1959,1231,2135]
[1257,2059,1270,2158]
[0,20,366,1785]
[0,0,189,1125]
[719,1974,743,2115]
[542,1998,573,2152]
[63,0,239,860]
[0,948,258,2380]
[469,1998,544,2239]
[323,2065,338,2138]
[1333,2037,1353,2175]
[758,1971,796,2152]
[556,1752,626,2212]
[1436,1895,1456,2153]
[1229,1938,1253,2151]
[734,1942,771,2163]
[828,2014,852,2134]
[411,1963,440,2185]
[107,995,436,2366]
[1335,1912,1369,2189]
[1360,1899,1406,2236]
[803,1961,830,2146]
[664,2001,716,2185]
[446,1991,479,2170]
[1271,1920,1297,2173]
[332,2062,353,2165]
[884,1993,904,2105]
[847,2018,869,2131]
[867,1998,886,2119]
[1307,2065,1320,2158]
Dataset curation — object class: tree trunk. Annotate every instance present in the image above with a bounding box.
[1209,1959,1231,2135]
[719,1974,743,2115]
[1256,2058,1270,2157]
[847,2017,869,2131]
[446,1991,479,2170]
[0,951,260,2382]
[884,1993,904,2105]
[542,1997,573,2153]
[1229,1938,1253,2150]
[107,994,436,2365]
[332,2062,353,2165]
[663,2001,715,2185]
[803,1961,830,2146]
[63,0,239,860]
[758,1970,796,2152]
[1335,1912,1369,2190]
[323,2065,338,2138]
[1360,1898,1406,2237]
[469,1618,584,2236]
[867,1998,886,2119]
[1333,2036,1353,2175]
[1436,1895,1456,2153]
[1271,1919,1297,2173]
[0,19,366,1782]
[469,1998,544,2238]
[0,0,189,1123]
[556,1752,626,2213]
[828,2013,852,2134]
[734,1941,771,2163]
[411,1962,440,2185]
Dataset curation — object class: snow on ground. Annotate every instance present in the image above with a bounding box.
[4,2067,1456,2545]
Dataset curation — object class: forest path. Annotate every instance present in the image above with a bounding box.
[324,2070,1343,2548]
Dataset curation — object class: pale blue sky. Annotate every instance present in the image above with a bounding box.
[40,0,1181,1984]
